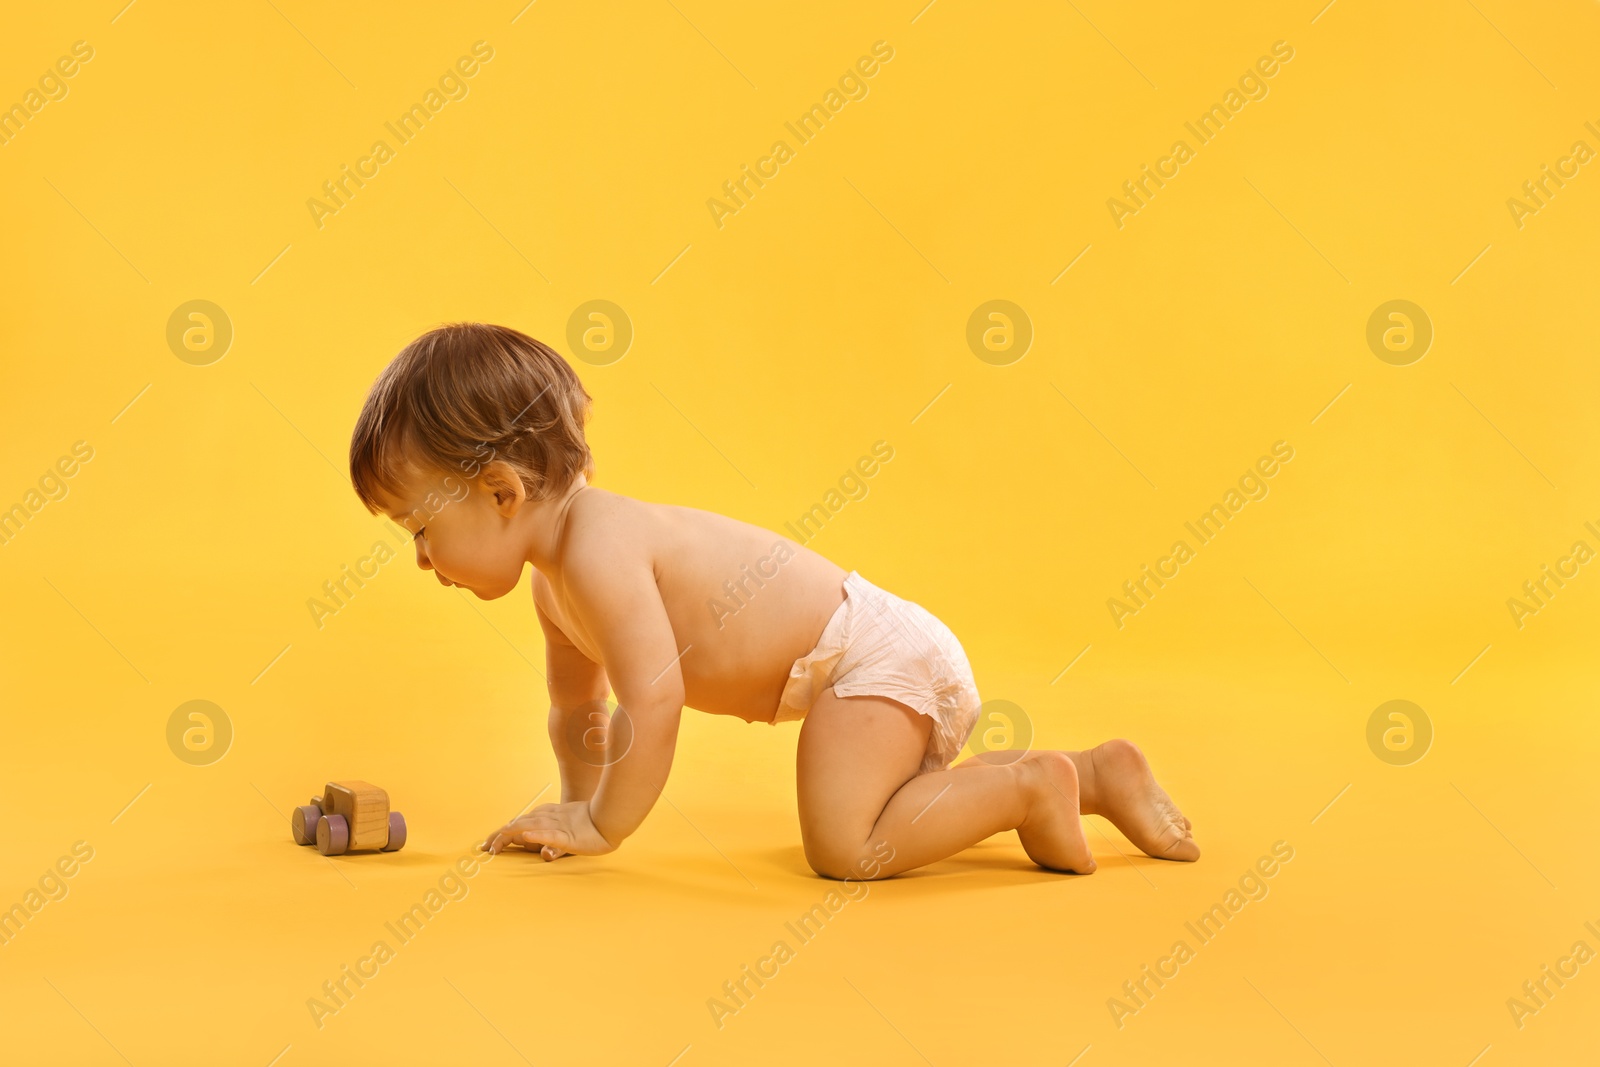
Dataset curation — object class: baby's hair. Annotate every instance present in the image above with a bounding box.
[348,322,594,514]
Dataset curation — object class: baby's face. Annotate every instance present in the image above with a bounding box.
[376,462,529,600]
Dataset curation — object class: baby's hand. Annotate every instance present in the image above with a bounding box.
[480,801,616,858]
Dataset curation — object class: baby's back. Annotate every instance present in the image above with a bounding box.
[536,488,848,722]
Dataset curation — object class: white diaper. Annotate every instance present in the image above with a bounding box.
[774,571,983,774]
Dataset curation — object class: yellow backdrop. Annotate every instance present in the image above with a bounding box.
[2,1,1597,1064]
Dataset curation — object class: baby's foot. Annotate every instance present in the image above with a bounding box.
[1016,754,1096,874]
[1087,740,1199,862]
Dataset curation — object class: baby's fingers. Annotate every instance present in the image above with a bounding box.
[486,823,544,854]
[483,809,560,844]
[518,827,571,852]
[480,815,536,852]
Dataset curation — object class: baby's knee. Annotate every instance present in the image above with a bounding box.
[805,853,856,881]
[804,842,870,881]
[803,836,896,882]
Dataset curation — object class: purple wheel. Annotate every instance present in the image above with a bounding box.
[291,805,321,846]
[382,811,407,852]
[316,813,349,856]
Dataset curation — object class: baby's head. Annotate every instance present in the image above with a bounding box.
[349,322,594,597]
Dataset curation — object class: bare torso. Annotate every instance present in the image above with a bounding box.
[531,487,847,723]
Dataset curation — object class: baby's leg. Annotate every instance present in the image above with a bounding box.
[954,740,1199,861]
[796,689,1095,879]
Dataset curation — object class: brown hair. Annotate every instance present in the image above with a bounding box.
[349,322,594,513]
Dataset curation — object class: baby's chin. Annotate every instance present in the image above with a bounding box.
[462,576,520,600]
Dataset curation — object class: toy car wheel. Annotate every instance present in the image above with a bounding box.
[382,811,407,852]
[316,813,349,856]
[291,805,321,845]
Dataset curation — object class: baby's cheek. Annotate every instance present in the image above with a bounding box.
[441,548,474,578]
[452,544,502,583]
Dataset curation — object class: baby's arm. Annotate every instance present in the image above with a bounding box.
[569,551,684,847]
[537,595,607,804]
[483,550,684,856]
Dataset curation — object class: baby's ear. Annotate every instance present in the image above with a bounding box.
[481,460,527,512]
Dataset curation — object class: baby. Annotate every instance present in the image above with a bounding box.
[348,323,1198,880]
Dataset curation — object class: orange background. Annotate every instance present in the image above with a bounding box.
[2,1,1597,1063]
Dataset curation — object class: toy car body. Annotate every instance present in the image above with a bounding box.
[290,780,406,855]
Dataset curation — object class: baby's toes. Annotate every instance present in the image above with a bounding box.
[1163,823,1200,861]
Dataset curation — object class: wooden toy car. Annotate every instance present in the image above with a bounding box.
[290,781,406,856]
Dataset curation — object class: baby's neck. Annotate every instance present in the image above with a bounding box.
[522,475,590,573]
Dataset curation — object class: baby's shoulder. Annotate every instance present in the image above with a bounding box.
[558,488,659,572]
